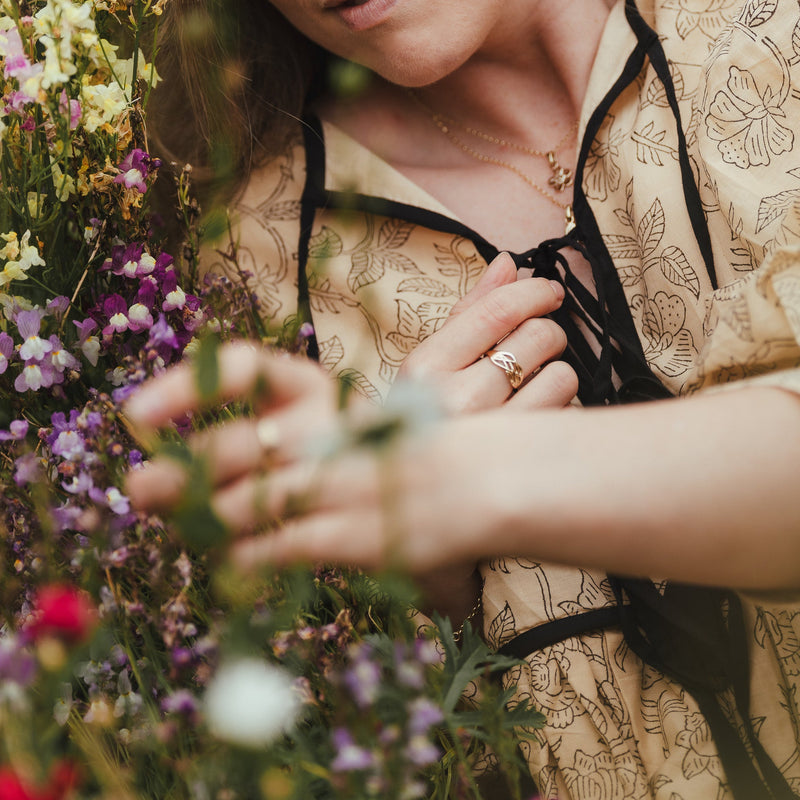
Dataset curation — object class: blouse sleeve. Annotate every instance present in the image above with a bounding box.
[686,0,800,397]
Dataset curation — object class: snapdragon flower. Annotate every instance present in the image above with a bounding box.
[0,330,12,373]
[17,309,52,361]
[114,149,158,194]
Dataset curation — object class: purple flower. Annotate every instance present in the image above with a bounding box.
[47,296,70,316]
[51,429,86,460]
[14,359,57,392]
[58,90,81,129]
[127,303,153,332]
[330,728,375,772]
[0,635,37,686]
[88,486,130,515]
[343,644,382,709]
[102,294,130,337]
[74,319,100,366]
[147,314,179,352]
[51,502,84,533]
[48,335,80,372]
[0,331,13,374]
[13,452,42,485]
[0,419,29,441]
[16,309,52,361]
[114,149,152,193]
[404,735,440,767]
[161,690,199,717]
[63,471,94,495]
[407,697,444,735]
[161,270,187,312]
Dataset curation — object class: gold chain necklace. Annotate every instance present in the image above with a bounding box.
[408,90,578,235]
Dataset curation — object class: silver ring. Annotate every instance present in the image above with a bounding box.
[485,349,524,390]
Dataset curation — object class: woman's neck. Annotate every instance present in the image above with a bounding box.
[416,0,615,146]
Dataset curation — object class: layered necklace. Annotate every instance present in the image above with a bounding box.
[408,90,578,235]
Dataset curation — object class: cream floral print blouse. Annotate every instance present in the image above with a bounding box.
[204,0,800,797]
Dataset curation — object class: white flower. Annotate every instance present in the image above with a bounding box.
[204,659,301,748]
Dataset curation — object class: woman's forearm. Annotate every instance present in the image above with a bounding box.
[482,385,800,589]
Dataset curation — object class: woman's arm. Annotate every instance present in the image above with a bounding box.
[125,341,800,591]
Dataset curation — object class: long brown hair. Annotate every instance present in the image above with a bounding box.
[150,0,326,192]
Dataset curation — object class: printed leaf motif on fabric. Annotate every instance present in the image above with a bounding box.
[396,277,458,298]
[433,236,484,294]
[638,197,667,263]
[645,61,685,107]
[308,276,350,315]
[642,690,692,740]
[348,250,384,293]
[308,225,344,259]
[793,18,800,59]
[738,0,779,27]
[603,234,642,261]
[336,368,382,403]
[377,219,415,249]
[487,602,517,650]
[633,121,679,166]
[757,190,800,234]
[660,245,701,298]
[386,300,450,355]
[318,335,345,371]
[706,66,794,168]
[348,228,423,292]
[262,199,302,221]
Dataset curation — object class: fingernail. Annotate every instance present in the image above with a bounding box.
[549,280,565,301]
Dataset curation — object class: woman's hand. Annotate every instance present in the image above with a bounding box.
[123,344,339,515]
[396,252,578,414]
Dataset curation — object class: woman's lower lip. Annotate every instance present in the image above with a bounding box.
[334,0,399,31]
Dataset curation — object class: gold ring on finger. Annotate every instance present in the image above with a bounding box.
[485,349,524,390]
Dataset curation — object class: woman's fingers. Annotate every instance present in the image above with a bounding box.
[508,360,580,410]
[447,251,517,318]
[400,276,565,380]
[123,342,334,433]
[431,316,572,413]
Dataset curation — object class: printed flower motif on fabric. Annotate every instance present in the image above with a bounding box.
[561,748,643,800]
[706,63,794,168]
[662,0,741,41]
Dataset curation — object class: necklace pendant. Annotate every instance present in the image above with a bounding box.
[565,205,576,235]
[546,151,574,192]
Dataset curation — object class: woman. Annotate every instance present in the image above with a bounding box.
[129,0,800,797]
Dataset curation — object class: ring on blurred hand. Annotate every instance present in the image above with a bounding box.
[485,349,524,390]
[255,417,281,463]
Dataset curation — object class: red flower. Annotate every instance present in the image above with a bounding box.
[0,762,81,800]
[0,768,37,800]
[28,585,97,643]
